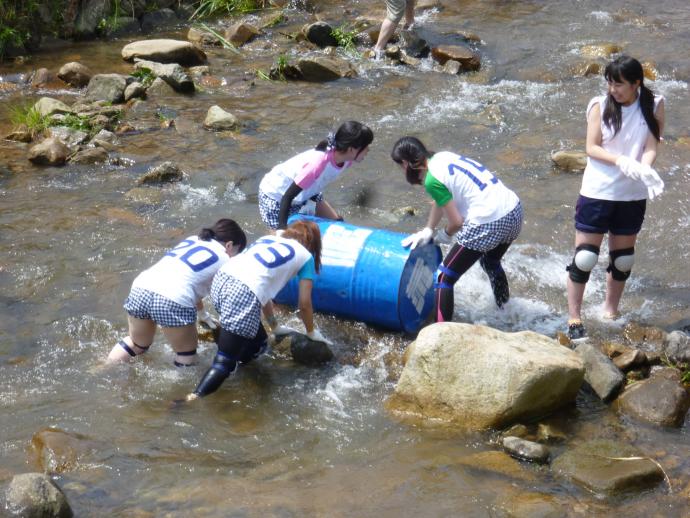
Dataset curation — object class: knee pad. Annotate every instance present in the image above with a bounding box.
[567,244,600,284]
[193,351,237,397]
[607,247,634,281]
[174,349,198,367]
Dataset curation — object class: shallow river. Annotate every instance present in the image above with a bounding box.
[1,0,689,515]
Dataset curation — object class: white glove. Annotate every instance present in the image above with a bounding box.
[433,228,453,245]
[273,324,296,336]
[639,165,664,199]
[401,227,434,249]
[307,328,333,346]
[615,156,644,181]
[198,309,218,330]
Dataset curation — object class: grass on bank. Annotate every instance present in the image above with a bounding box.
[191,0,267,20]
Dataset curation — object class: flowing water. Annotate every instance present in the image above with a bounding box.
[1,0,689,515]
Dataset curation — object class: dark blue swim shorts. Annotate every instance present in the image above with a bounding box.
[574,195,646,235]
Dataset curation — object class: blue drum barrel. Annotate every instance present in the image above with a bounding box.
[274,216,442,333]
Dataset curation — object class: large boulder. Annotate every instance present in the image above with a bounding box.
[122,39,207,66]
[57,62,92,88]
[84,74,128,103]
[617,368,690,427]
[552,439,664,495]
[296,56,357,82]
[387,323,584,429]
[6,472,73,517]
[134,59,194,93]
[74,0,110,39]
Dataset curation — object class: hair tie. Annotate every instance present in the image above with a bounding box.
[326,131,336,150]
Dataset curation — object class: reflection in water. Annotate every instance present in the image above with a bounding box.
[0,0,689,515]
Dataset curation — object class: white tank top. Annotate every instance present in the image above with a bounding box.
[132,236,230,308]
[219,234,312,305]
[427,152,519,225]
[259,149,350,204]
[580,94,664,201]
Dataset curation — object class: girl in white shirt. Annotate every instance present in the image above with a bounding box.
[188,220,325,398]
[565,55,665,341]
[258,121,373,230]
[392,136,523,322]
[107,219,246,366]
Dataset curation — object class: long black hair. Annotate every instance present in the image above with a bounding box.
[603,55,660,141]
[391,136,434,185]
[199,218,247,251]
[316,121,374,158]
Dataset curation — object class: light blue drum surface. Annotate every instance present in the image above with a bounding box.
[275,216,442,333]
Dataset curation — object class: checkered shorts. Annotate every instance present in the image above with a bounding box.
[258,189,323,230]
[124,287,197,327]
[210,271,262,338]
[456,202,523,252]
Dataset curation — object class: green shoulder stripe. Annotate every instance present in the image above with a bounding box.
[424,172,452,206]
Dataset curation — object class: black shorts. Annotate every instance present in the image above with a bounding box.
[574,195,646,235]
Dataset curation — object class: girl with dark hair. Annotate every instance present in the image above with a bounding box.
[392,136,523,322]
[565,55,665,341]
[188,220,326,399]
[107,219,247,366]
[258,121,374,230]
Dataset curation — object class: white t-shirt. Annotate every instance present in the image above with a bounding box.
[219,234,312,305]
[425,151,519,225]
[259,148,351,204]
[132,236,230,308]
[580,94,664,201]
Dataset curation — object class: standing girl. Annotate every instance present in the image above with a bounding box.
[107,219,247,366]
[258,121,374,230]
[566,55,664,341]
[392,136,523,322]
[188,220,325,399]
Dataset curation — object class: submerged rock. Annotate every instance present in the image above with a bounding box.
[552,439,665,495]
[6,472,73,518]
[551,150,587,172]
[502,436,550,464]
[274,330,334,366]
[387,323,584,429]
[138,161,184,184]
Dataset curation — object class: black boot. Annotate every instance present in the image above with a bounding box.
[193,352,237,397]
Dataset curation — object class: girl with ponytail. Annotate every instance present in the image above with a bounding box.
[107,218,246,367]
[258,121,374,230]
[565,55,665,341]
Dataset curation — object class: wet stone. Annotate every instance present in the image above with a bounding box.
[501,423,529,439]
[617,368,690,427]
[536,423,567,444]
[502,436,550,464]
[612,348,645,371]
[551,150,587,172]
[137,161,184,185]
[453,451,536,483]
[69,147,109,164]
[552,439,664,495]
[6,472,73,518]
[274,330,334,366]
[575,342,625,401]
[28,138,69,166]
